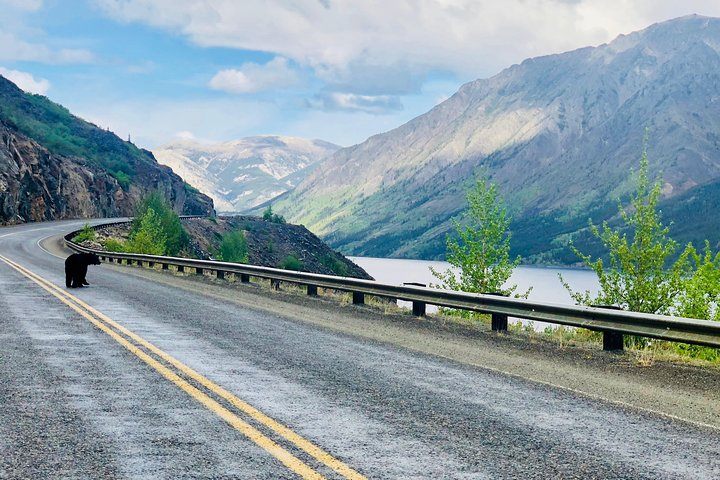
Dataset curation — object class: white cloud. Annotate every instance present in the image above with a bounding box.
[0,67,50,94]
[92,0,720,93]
[209,57,299,94]
[0,32,94,64]
[309,92,404,114]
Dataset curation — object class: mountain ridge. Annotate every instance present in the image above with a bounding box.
[275,14,720,262]
[154,136,339,212]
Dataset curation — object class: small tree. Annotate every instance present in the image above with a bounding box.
[430,177,528,297]
[72,223,96,243]
[561,139,691,315]
[218,230,249,263]
[132,192,188,255]
[262,205,286,224]
[127,207,167,255]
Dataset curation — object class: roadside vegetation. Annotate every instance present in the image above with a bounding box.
[72,223,96,243]
[430,136,719,365]
[217,230,249,263]
[99,192,189,256]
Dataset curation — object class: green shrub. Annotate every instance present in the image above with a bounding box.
[126,207,166,255]
[320,254,349,276]
[673,343,719,362]
[72,223,96,243]
[281,255,303,271]
[102,238,126,252]
[131,192,188,255]
[218,230,249,263]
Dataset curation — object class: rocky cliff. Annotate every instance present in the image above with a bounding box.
[0,76,213,224]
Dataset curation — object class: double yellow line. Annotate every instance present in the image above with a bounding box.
[0,255,366,480]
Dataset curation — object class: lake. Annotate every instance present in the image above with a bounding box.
[349,257,600,323]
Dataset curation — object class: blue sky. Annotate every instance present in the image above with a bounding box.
[3,0,720,149]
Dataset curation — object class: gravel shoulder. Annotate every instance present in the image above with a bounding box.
[44,234,720,433]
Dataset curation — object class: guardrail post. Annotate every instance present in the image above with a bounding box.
[603,332,624,351]
[307,285,318,296]
[148,261,154,267]
[483,292,509,332]
[412,301,426,316]
[216,270,225,280]
[196,267,204,276]
[592,305,625,351]
[177,265,185,273]
[240,273,250,283]
[353,291,364,305]
[162,263,169,270]
[491,313,508,332]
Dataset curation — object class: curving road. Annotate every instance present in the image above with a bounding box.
[1,219,719,479]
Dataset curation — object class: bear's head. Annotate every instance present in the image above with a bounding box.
[83,253,101,265]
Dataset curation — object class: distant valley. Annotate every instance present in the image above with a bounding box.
[154,137,339,212]
[275,15,720,263]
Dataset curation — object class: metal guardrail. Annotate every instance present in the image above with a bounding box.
[65,219,720,352]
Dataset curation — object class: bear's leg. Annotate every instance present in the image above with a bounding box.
[66,270,72,288]
[80,264,89,285]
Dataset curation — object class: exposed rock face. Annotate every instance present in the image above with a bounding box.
[154,136,339,212]
[0,75,214,224]
[0,121,213,223]
[277,15,720,262]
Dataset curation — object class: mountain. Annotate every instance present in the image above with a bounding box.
[0,76,214,223]
[154,137,339,212]
[276,15,720,262]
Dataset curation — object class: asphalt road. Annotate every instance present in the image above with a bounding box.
[1,219,719,479]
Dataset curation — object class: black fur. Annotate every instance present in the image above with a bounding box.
[65,253,101,288]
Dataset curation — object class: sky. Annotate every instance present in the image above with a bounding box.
[2,0,720,150]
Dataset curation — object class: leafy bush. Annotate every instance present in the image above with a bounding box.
[281,255,303,271]
[126,207,166,255]
[102,238,126,252]
[131,192,188,255]
[218,230,249,263]
[72,223,96,243]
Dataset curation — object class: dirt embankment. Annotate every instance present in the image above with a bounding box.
[89,216,372,279]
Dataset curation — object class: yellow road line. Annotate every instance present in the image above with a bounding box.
[1,255,366,480]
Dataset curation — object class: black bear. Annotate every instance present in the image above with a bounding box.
[65,253,101,288]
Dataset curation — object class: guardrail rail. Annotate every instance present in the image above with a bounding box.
[65,219,720,352]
